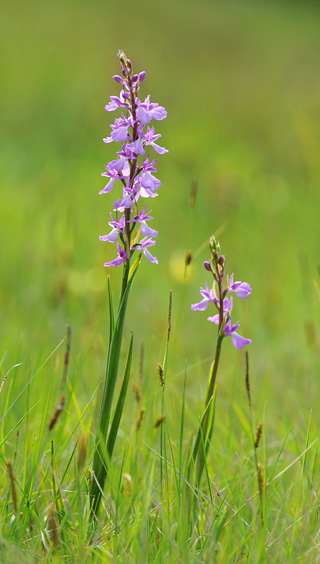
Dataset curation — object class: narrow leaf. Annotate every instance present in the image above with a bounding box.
[128,254,141,281]
[107,275,115,344]
[90,269,137,516]
[107,333,133,460]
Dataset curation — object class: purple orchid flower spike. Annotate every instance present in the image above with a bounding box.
[192,236,252,351]
[99,51,167,268]
[189,234,252,441]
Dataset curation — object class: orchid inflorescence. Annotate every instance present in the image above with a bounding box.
[192,236,252,349]
[99,50,168,267]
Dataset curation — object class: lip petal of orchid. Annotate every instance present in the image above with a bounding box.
[143,248,158,264]
[104,256,124,267]
[191,299,209,311]
[140,222,158,238]
[207,314,219,325]
[231,332,252,350]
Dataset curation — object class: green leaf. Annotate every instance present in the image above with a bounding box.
[232,402,251,435]
[107,275,114,345]
[197,386,217,485]
[128,254,141,281]
[107,333,133,460]
[190,393,215,469]
[90,268,137,518]
[98,270,136,440]
[89,335,133,519]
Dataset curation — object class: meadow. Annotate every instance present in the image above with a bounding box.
[1,0,320,561]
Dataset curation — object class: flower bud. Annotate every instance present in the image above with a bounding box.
[209,235,216,252]
[209,235,221,255]
[204,261,211,272]
[113,75,124,84]
[118,50,128,66]
[118,50,133,79]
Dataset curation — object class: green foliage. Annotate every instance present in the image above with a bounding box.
[1,0,320,561]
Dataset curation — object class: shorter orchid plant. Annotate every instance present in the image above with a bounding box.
[192,237,252,351]
[189,236,252,483]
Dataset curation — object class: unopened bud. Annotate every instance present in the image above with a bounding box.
[118,50,132,79]
[209,236,216,252]
[118,50,127,66]
[204,261,211,272]
[113,75,124,84]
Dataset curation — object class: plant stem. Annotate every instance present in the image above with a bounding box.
[204,269,224,408]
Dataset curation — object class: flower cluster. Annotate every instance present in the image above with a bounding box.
[99,51,167,267]
[191,237,252,349]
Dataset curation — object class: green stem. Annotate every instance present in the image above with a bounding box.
[191,267,225,471]
[89,262,136,521]
[204,340,222,409]
[120,260,129,303]
[204,269,224,409]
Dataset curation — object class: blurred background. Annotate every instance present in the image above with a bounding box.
[1,0,320,433]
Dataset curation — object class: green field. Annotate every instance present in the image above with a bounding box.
[1,0,320,561]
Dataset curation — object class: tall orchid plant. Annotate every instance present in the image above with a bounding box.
[90,51,167,519]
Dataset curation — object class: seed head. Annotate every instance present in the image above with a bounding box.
[254,422,263,449]
[154,414,166,428]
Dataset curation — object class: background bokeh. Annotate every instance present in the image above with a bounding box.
[1,0,320,434]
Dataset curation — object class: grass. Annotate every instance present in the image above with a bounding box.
[1,0,320,561]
